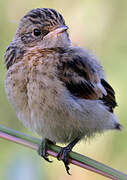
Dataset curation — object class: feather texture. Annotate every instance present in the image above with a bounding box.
[57,47,117,113]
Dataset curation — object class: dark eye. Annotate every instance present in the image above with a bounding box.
[33,29,41,36]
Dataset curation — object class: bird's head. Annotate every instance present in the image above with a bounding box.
[14,8,71,49]
[5,8,71,69]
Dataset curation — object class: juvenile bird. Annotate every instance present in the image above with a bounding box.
[5,8,122,174]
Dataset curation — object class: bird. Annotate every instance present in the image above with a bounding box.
[4,8,122,174]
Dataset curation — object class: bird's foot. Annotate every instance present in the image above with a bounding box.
[57,145,72,175]
[57,137,80,175]
[38,138,54,163]
[38,137,80,175]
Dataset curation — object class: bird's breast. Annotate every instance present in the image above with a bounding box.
[5,57,81,141]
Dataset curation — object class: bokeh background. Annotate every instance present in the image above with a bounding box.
[0,0,127,179]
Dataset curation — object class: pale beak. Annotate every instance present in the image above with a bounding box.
[52,25,68,35]
[43,25,68,39]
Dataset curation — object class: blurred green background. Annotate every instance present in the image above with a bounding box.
[0,0,127,179]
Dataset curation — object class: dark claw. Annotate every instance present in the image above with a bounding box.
[57,137,80,175]
[57,146,71,175]
[63,162,70,175]
[38,138,54,163]
[64,160,71,175]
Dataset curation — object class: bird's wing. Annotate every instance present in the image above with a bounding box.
[57,53,117,112]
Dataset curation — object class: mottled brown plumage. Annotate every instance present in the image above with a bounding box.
[5,8,122,174]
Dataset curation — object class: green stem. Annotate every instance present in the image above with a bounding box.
[0,125,126,180]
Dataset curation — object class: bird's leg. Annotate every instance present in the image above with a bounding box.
[38,138,55,163]
[57,137,81,175]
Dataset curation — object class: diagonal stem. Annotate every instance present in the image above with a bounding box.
[0,125,127,180]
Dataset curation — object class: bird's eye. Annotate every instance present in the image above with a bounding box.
[33,29,41,36]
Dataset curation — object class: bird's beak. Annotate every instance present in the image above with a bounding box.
[52,25,68,35]
[43,25,68,39]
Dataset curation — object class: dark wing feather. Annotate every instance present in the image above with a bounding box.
[57,53,105,100]
[100,79,117,112]
[65,80,97,99]
[57,49,117,113]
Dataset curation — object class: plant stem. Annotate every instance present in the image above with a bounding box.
[0,125,126,180]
